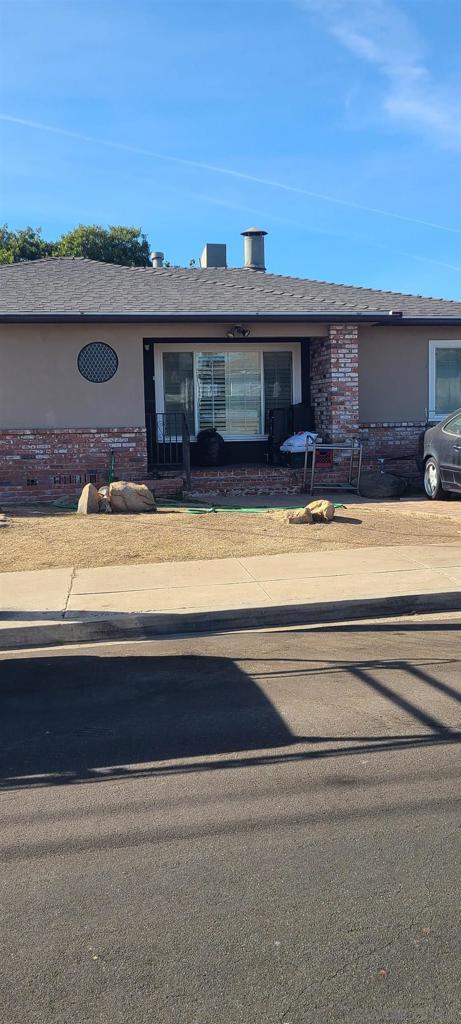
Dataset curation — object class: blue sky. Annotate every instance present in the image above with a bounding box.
[1,0,460,297]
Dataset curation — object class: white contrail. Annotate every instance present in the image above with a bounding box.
[153,181,461,271]
[1,113,460,237]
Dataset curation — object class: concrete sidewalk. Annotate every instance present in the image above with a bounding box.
[1,543,461,650]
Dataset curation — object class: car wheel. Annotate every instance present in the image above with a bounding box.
[424,457,450,500]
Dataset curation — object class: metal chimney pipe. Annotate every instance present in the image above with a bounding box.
[150,251,164,268]
[241,227,267,271]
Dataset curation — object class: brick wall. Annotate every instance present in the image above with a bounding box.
[0,427,148,504]
[309,336,331,438]
[187,466,305,496]
[359,421,425,481]
[310,324,359,441]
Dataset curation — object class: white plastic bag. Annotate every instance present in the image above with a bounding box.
[280,431,318,453]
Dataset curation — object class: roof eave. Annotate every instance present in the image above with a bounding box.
[1,311,461,326]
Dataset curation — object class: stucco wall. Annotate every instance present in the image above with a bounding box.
[358,325,461,422]
[0,324,146,428]
[0,321,327,429]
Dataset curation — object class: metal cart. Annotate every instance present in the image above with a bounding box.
[303,438,363,495]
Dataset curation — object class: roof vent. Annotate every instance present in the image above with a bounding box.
[389,309,403,317]
[150,251,164,268]
[241,227,267,272]
[200,243,227,268]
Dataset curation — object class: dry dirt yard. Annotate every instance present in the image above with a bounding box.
[1,499,461,572]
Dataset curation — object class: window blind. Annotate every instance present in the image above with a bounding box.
[197,351,261,435]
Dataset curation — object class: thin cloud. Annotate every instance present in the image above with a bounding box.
[1,113,460,236]
[300,0,461,150]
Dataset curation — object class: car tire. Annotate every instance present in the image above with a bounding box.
[424,457,450,500]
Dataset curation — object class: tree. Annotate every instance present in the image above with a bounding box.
[0,225,54,264]
[56,224,151,266]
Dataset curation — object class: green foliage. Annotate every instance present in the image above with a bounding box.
[0,224,152,267]
[56,224,151,266]
[0,225,54,264]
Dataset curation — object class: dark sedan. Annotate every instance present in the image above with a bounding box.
[423,408,461,498]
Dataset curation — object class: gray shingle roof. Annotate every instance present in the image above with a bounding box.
[1,256,460,318]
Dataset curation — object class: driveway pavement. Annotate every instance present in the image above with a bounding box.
[1,618,460,1023]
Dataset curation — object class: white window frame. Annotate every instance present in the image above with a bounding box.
[154,341,301,440]
[429,340,461,420]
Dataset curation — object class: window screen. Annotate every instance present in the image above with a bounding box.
[435,348,461,415]
[263,350,293,411]
[163,352,195,433]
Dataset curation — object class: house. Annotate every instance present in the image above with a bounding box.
[1,227,461,503]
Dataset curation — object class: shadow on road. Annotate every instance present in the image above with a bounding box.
[1,620,461,790]
[0,654,295,788]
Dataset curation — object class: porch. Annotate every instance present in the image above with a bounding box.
[143,326,361,493]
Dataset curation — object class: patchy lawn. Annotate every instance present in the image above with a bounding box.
[1,500,461,572]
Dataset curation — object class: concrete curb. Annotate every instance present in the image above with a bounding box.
[1,589,461,651]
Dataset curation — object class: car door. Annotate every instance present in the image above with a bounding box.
[440,413,461,492]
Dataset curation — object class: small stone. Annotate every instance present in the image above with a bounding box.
[77,483,101,515]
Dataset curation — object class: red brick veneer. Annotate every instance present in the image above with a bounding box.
[359,421,425,480]
[0,427,148,503]
[310,324,359,441]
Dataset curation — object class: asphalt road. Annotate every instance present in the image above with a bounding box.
[1,617,461,1024]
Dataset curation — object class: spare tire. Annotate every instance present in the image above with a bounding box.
[195,428,225,467]
[359,470,407,498]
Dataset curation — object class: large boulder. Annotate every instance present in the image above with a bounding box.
[77,482,101,515]
[306,499,335,522]
[359,471,407,499]
[109,481,157,514]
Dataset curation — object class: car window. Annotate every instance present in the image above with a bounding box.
[443,413,461,437]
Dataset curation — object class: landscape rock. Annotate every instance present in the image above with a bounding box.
[77,482,102,515]
[108,481,157,514]
[287,507,314,525]
[359,471,406,498]
[306,499,335,521]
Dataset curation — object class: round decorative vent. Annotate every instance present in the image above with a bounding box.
[77,342,118,383]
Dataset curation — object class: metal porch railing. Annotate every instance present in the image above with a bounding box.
[146,412,191,487]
